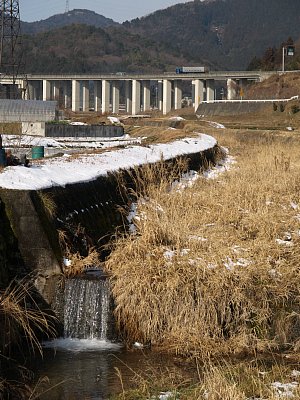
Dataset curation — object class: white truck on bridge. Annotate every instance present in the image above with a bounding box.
[176,66,208,74]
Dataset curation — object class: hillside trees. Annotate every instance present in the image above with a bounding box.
[125,0,300,70]
[18,0,300,72]
[248,37,300,71]
[20,24,187,74]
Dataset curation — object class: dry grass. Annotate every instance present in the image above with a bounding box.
[0,279,58,398]
[189,361,300,400]
[37,191,57,218]
[63,247,100,277]
[0,278,57,356]
[58,224,100,277]
[0,122,21,135]
[125,125,196,144]
[110,357,300,399]
[105,129,300,358]
[246,72,300,101]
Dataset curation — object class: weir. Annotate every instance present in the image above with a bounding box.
[0,142,221,322]
[64,276,111,340]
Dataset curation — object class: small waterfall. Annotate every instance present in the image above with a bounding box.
[63,276,110,340]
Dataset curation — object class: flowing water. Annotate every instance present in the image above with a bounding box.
[33,273,128,399]
[32,273,178,399]
[63,277,110,340]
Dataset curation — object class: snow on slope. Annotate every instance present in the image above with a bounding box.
[0,133,217,191]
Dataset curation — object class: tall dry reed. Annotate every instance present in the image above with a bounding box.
[0,278,57,356]
[105,130,300,358]
[0,278,57,399]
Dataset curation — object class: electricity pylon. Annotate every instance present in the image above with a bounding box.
[65,0,70,13]
[0,0,24,98]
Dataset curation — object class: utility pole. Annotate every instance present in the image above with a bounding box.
[282,45,295,73]
[0,0,23,99]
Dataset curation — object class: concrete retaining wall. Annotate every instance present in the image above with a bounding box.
[0,144,220,304]
[45,124,124,138]
[197,102,271,117]
[0,190,61,277]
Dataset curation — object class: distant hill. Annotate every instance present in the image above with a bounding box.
[21,24,190,74]
[124,0,300,70]
[21,9,118,35]
[18,0,300,73]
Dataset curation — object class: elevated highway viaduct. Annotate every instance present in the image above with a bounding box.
[0,70,275,115]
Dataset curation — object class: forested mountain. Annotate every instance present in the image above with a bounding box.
[124,0,300,69]
[21,9,117,35]
[19,0,300,72]
[21,25,188,74]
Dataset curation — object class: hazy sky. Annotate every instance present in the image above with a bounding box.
[20,0,192,23]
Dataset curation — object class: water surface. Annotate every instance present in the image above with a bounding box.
[34,339,171,400]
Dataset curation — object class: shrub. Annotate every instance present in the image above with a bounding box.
[291,104,300,114]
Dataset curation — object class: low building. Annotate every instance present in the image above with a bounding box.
[0,99,58,136]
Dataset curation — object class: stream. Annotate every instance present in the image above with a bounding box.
[33,342,163,400]
[31,271,176,399]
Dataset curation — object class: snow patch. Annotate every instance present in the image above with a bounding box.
[0,133,217,190]
[70,121,88,126]
[107,116,121,124]
[208,121,226,129]
[271,381,298,398]
[2,134,64,148]
[169,116,185,121]
[223,257,251,270]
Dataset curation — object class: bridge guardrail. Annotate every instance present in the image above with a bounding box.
[202,96,299,104]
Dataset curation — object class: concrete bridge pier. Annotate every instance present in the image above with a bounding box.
[42,80,51,102]
[206,79,215,102]
[102,80,110,113]
[23,81,34,100]
[72,80,80,112]
[63,81,70,109]
[82,81,90,112]
[53,81,60,102]
[174,80,182,110]
[94,81,101,112]
[163,79,172,114]
[157,80,163,111]
[142,80,151,112]
[125,80,132,114]
[132,79,141,115]
[112,81,120,114]
[227,78,238,100]
[193,79,204,111]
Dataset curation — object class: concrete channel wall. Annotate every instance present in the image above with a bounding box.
[45,124,124,138]
[0,145,221,305]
